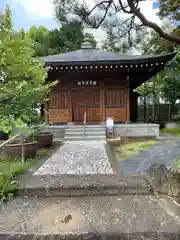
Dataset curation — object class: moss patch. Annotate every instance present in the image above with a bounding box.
[173,159,180,171]
[161,128,180,136]
[116,141,157,161]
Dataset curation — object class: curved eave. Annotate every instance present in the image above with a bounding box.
[44,52,176,67]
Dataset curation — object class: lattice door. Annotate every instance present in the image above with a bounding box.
[72,89,100,122]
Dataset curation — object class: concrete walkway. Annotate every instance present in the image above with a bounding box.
[34,141,113,175]
[1,195,180,237]
[119,139,180,175]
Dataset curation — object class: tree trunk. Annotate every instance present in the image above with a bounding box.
[144,95,146,123]
[152,80,156,121]
[168,103,171,121]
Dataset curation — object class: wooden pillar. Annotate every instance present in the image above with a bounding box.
[68,89,72,122]
[100,87,105,122]
[44,100,49,123]
[126,79,130,122]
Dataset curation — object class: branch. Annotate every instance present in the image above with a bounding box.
[0,95,15,105]
[91,1,113,29]
[87,1,112,16]
[127,0,180,44]
[118,0,132,13]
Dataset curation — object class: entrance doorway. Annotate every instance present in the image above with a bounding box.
[72,88,100,123]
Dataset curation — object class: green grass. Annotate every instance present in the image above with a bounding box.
[0,146,57,203]
[116,141,157,161]
[0,156,32,202]
[161,128,180,136]
[0,158,31,175]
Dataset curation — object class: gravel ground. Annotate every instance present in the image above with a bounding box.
[34,141,113,175]
[119,139,180,175]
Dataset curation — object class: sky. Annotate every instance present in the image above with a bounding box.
[0,0,166,46]
[0,0,162,30]
[0,0,59,30]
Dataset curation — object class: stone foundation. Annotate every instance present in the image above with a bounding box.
[114,123,159,139]
[43,123,159,140]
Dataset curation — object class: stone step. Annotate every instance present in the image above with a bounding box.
[64,136,106,141]
[67,128,106,132]
[70,126,106,130]
[65,132,106,136]
[1,194,180,238]
[18,174,151,197]
[71,124,106,128]
[66,128,105,132]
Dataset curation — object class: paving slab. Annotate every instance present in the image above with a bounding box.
[34,141,113,175]
[0,195,180,237]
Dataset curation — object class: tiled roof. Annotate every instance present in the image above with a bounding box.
[43,48,175,65]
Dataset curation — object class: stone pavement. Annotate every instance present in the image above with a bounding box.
[34,141,113,175]
[119,139,180,175]
[1,194,180,237]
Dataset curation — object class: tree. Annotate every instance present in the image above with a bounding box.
[161,54,180,104]
[102,25,130,52]
[0,6,55,133]
[136,27,180,121]
[53,0,180,44]
[24,22,96,57]
[26,26,51,57]
[158,0,180,23]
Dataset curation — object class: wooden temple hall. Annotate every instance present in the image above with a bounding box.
[43,40,175,124]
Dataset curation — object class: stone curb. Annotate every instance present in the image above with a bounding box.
[0,232,180,240]
[18,174,152,197]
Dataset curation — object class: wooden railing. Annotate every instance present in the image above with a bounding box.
[84,112,87,139]
[0,133,25,162]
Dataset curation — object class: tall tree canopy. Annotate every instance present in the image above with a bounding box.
[0,6,54,132]
[53,0,180,44]
[136,27,180,120]
[23,22,97,57]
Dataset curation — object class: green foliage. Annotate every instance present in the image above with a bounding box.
[0,161,31,175]
[23,22,96,57]
[0,173,17,203]
[37,149,49,158]
[0,156,31,203]
[158,0,180,23]
[160,53,180,104]
[174,158,180,170]
[0,6,56,133]
[137,22,180,109]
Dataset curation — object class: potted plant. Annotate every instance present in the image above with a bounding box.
[33,124,53,148]
[2,124,38,160]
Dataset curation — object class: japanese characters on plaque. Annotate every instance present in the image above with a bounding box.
[77,80,97,86]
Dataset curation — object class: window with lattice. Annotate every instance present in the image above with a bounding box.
[105,89,128,106]
[49,91,68,108]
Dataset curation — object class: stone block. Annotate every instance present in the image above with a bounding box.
[115,124,159,138]
[145,163,180,197]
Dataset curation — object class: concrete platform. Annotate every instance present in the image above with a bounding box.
[0,195,180,238]
[18,174,151,197]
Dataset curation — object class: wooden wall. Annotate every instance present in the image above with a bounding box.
[47,72,130,123]
[48,88,69,123]
[105,88,128,122]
